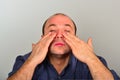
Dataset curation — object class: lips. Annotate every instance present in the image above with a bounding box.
[54,42,65,46]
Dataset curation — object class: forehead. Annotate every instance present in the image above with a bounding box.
[45,15,75,28]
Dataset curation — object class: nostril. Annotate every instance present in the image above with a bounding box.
[56,34,63,38]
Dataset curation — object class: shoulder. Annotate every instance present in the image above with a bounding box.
[15,51,31,61]
[97,56,108,66]
[8,52,32,77]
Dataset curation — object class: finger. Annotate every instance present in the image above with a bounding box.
[35,32,51,45]
[41,32,52,41]
[62,33,72,45]
[40,32,56,47]
[63,33,77,40]
[37,32,55,44]
[62,33,78,49]
[46,33,56,44]
[63,32,80,45]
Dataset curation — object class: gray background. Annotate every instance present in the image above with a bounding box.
[0,0,120,79]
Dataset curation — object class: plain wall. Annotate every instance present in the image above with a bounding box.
[0,0,120,79]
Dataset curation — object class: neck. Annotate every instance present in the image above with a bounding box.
[48,53,70,74]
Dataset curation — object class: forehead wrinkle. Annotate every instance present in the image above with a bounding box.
[47,15,73,26]
[47,23,73,30]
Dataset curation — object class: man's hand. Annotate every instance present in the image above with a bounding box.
[7,32,56,80]
[63,33,114,80]
[28,32,56,65]
[63,33,96,63]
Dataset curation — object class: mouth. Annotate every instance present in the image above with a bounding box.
[54,42,65,46]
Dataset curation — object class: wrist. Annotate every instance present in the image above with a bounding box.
[26,57,39,68]
[85,55,100,66]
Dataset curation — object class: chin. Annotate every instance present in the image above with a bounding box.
[49,51,70,58]
[48,45,71,56]
[51,51,67,55]
[49,49,71,55]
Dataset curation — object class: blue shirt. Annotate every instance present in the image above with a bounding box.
[8,52,120,80]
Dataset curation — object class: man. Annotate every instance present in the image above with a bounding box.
[7,13,119,80]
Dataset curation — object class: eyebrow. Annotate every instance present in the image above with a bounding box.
[48,24,56,28]
[48,23,72,29]
[64,24,72,27]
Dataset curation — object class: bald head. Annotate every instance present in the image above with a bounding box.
[42,13,77,35]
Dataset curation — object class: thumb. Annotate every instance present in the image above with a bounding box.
[32,43,36,49]
[87,37,93,49]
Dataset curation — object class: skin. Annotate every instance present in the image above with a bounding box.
[7,14,114,80]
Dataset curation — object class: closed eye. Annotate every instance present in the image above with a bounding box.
[49,30,56,32]
[64,30,70,33]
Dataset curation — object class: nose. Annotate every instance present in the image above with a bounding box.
[56,30,63,38]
